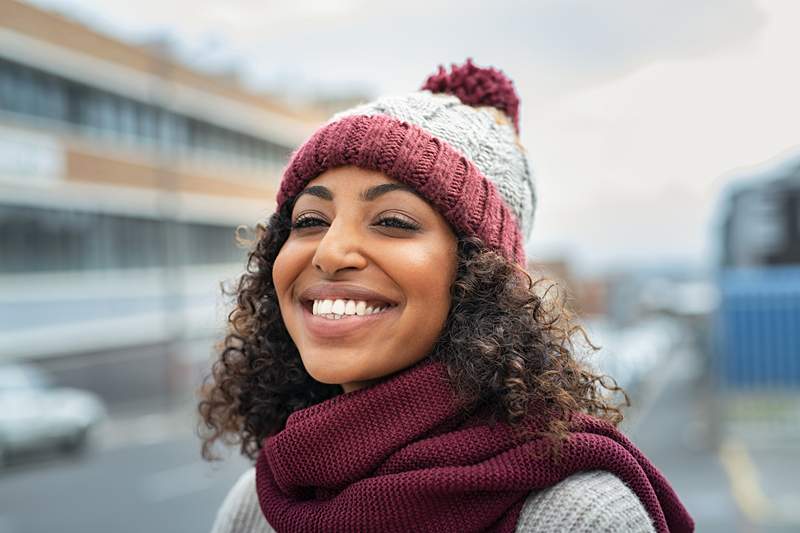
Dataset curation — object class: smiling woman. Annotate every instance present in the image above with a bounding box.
[197,59,694,533]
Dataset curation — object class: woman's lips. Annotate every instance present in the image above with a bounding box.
[300,301,398,338]
[299,283,398,308]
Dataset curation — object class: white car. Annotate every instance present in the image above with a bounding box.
[0,363,107,466]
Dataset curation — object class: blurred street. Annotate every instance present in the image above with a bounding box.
[624,347,741,532]
[624,347,800,533]
[0,401,251,533]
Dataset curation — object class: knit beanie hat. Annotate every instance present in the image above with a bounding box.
[276,58,536,265]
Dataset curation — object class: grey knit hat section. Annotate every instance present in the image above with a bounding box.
[329,90,537,241]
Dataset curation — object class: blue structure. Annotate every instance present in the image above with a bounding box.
[716,267,800,388]
[713,152,800,389]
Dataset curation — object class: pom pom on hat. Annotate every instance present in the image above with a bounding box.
[420,57,521,134]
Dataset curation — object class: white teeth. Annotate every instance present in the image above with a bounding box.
[319,299,333,315]
[311,298,391,319]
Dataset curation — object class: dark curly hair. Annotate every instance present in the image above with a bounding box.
[197,200,629,462]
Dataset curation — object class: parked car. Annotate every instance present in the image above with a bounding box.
[0,363,107,466]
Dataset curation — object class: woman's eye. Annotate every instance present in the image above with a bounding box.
[291,215,327,230]
[374,216,420,231]
[291,214,419,232]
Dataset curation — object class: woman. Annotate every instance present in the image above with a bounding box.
[199,59,694,533]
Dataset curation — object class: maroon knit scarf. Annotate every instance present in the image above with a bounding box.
[255,358,694,532]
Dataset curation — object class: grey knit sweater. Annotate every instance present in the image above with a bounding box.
[210,468,656,532]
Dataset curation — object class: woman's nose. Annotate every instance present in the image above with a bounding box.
[311,217,369,275]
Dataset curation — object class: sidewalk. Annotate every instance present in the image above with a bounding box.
[718,393,800,532]
[623,348,800,533]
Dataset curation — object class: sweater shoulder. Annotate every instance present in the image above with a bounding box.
[210,467,276,533]
[515,470,656,533]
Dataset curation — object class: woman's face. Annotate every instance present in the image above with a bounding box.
[273,166,458,393]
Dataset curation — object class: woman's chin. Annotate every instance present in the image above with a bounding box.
[300,351,374,386]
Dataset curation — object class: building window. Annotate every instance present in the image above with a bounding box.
[0,58,295,172]
[0,205,246,273]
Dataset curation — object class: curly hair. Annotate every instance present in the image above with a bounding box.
[197,200,629,462]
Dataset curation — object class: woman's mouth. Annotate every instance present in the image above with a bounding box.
[300,298,398,338]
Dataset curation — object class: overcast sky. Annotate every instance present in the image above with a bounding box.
[29,0,800,274]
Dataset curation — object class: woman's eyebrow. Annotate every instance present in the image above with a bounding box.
[296,185,333,201]
[361,183,417,201]
[296,183,418,203]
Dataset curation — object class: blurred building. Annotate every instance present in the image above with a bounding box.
[0,0,324,404]
[719,152,800,268]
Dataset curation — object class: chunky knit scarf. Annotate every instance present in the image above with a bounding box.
[255,358,694,533]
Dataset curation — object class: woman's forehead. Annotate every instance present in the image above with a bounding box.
[307,166,401,189]
[294,165,443,215]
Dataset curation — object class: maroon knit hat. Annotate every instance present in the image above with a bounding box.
[276,59,535,265]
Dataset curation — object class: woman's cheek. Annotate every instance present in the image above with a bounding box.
[392,244,454,321]
[272,238,309,296]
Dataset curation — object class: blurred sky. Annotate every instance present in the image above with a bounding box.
[26,0,800,274]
